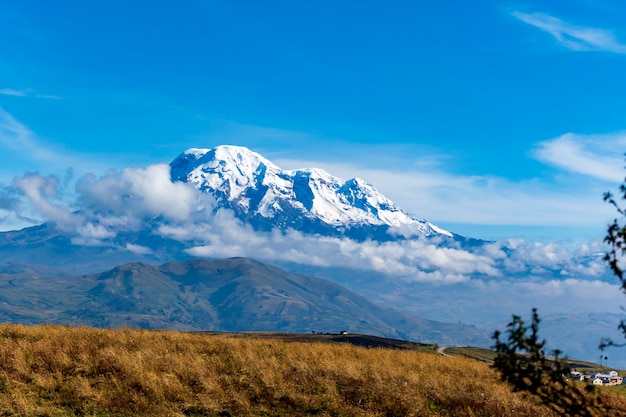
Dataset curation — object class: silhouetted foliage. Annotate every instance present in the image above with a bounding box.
[492,310,610,417]
[602,186,626,349]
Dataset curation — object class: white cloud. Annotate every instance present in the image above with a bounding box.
[76,164,203,223]
[184,236,491,284]
[512,11,626,53]
[534,132,626,182]
[9,164,215,245]
[495,239,607,277]
[125,243,153,255]
[0,88,60,99]
[12,173,76,231]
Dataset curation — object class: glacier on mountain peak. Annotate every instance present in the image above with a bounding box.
[170,145,453,240]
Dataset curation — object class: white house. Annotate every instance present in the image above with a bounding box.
[570,371,583,381]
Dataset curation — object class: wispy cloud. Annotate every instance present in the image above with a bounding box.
[0,109,115,183]
[12,173,75,230]
[0,109,59,158]
[534,132,626,182]
[512,11,626,53]
[0,88,61,99]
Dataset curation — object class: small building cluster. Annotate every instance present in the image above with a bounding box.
[570,370,623,386]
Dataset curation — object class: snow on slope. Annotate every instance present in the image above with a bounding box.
[170,145,452,239]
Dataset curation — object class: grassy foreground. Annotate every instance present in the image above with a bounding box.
[0,325,622,417]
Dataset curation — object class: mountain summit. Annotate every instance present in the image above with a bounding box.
[170,145,451,240]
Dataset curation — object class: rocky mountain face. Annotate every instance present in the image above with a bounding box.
[170,145,452,241]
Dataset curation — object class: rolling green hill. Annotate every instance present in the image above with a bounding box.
[0,257,489,346]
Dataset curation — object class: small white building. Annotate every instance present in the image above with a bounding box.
[570,371,584,381]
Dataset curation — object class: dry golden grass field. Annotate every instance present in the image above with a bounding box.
[0,324,624,416]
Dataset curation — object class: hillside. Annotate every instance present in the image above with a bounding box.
[0,257,489,347]
[0,323,589,417]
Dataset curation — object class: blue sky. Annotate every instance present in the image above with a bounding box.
[1,0,626,241]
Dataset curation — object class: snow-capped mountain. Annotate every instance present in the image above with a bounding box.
[170,145,452,241]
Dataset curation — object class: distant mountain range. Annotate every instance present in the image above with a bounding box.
[0,258,489,346]
[0,144,618,364]
[170,145,452,241]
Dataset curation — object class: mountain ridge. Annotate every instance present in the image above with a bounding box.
[170,145,452,241]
